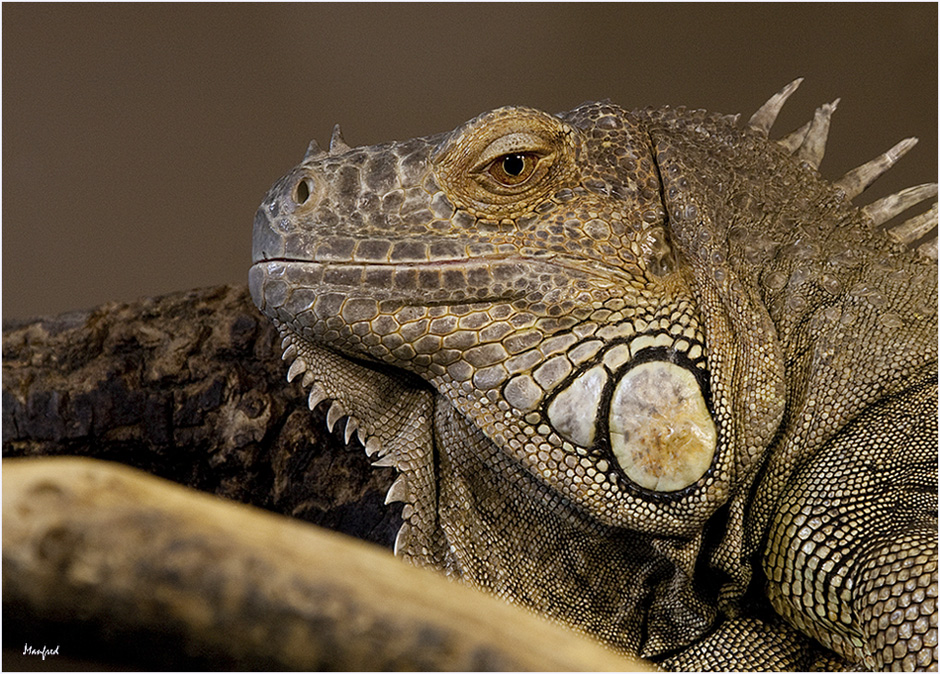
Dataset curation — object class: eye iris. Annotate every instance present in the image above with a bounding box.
[489,152,537,186]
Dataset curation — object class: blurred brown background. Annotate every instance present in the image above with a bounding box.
[4,4,936,320]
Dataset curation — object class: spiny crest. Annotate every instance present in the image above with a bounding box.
[303,139,325,162]
[749,78,938,260]
[301,125,355,162]
[747,77,803,135]
[835,137,918,199]
[279,328,433,557]
[329,123,352,154]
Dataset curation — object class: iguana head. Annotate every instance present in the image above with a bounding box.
[249,99,790,533]
[249,81,937,660]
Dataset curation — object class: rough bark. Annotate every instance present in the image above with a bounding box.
[2,285,401,548]
[2,286,400,669]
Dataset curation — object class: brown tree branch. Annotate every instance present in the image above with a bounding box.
[3,457,638,671]
[3,285,400,547]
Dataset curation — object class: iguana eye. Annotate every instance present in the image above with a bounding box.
[487,153,539,186]
[434,108,578,216]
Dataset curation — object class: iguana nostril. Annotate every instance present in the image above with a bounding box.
[293,177,314,205]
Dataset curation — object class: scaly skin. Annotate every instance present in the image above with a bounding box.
[249,82,937,670]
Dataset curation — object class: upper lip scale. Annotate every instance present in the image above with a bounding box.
[251,253,639,286]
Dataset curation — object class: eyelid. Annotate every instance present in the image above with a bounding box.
[472,132,552,172]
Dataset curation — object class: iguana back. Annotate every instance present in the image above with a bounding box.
[250,81,937,670]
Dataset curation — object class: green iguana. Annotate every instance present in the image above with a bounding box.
[249,80,938,671]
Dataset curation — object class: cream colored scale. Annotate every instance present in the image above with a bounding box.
[543,334,716,493]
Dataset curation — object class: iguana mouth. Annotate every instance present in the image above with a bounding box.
[249,253,633,317]
[250,257,530,313]
[251,243,644,283]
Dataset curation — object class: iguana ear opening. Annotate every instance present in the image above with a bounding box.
[650,133,788,492]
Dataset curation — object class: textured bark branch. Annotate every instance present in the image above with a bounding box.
[2,285,400,547]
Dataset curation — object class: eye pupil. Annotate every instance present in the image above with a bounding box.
[502,154,526,176]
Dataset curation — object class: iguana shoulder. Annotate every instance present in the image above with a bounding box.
[250,80,937,670]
